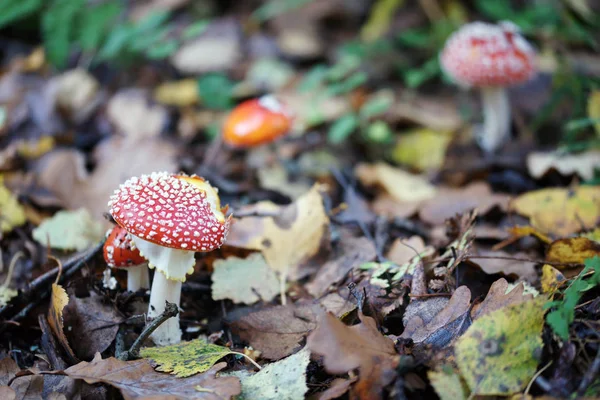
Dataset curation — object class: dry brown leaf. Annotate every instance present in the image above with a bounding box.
[386,236,426,266]
[0,357,19,385]
[63,291,121,360]
[307,312,398,400]
[317,377,358,400]
[371,193,422,218]
[389,92,463,131]
[227,184,330,281]
[474,251,537,282]
[306,236,376,297]
[54,69,100,123]
[106,89,168,141]
[356,162,437,203]
[63,354,240,400]
[229,303,319,360]
[419,182,511,225]
[527,150,600,181]
[48,283,78,362]
[471,279,533,320]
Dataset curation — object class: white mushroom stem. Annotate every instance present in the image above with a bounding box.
[148,270,182,346]
[126,264,150,292]
[479,86,511,153]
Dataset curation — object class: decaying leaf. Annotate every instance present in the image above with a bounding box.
[307,311,398,399]
[471,279,533,320]
[0,181,26,233]
[419,182,511,226]
[455,298,545,396]
[510,186,600,236]
[355,162,437,203]
[211,253,280,304]
[229,348,310,400]
[141,340,235,378]
[64,354,240,399]
[473,251,537,282]
[227,184,330,281]
[587,90,600,136]
[153,79,199,107]
[527,150,600,181]
[106,89,168,140]
[32,208,104,251]
[392,128,453,172]
[428,366,468,400]
[541,264,566,294]
[48,283,77,362]
[546,237,600,265]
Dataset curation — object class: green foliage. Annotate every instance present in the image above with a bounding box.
[42,0,83,68]
[328,114,359,144]
[251,0,314,22]
[545,256,600,340]
[197,73,235,110]
[0,0,43,29]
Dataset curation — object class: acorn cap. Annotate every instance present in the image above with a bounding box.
[222,95,293,148]
[440,21,537,88]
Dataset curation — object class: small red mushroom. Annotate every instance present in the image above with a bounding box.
[103,225,149,292]
[223,95,293,148]
[440,21,537,153]
[108,172,231,345]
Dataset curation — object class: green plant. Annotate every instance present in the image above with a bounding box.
[545,256,600,340]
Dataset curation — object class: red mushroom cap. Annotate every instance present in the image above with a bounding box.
[103,225,146,268]
[108,172,231,252]
[222,95,293,148]
[440,21,537,87]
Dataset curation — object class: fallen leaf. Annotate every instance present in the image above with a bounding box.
[541,264,566,294]
[63,291,121,360]
[0,387,15,400]
[32,208,104,251]
[389,92,463,131]
[107,89,168,140]
[355,162,437,203]
[510,186,600,236]
[54,69,100,123]
[473,251,537,282]
[64,354,240,399]
[0,357,19,385]
[141,340,235,378]
[455,298,545,396]
[307,311,398,400]
[212,253,280,304]
[400,286,472,348]
[495,226,552,250]
[428,366,468,400]
[257,164,312,200]
[0,180,26,233]
[587,90,600,136]
[419,182,511,226]
[229,348,310,400]
[546,237,600,265]
[386,236,427,266]
[471,279,533,321]
[227,184,330,281]
[48,283,77,362]
[229,303,318,360]
[306,236,376,297]
[316,377,358,400]
[392,128,453,172]
[153,79,199,107]
[371,193,422,218]
[527,150,600,181]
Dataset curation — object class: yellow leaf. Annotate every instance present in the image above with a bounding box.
[16,136,55,159]
[541,264,566,294]
[227,184,330,280]
[587,90,600,137]
[455,298,545,396]
[0,180,26,233]
[361,0,405,42]
[428,366,469,400]
[392,128,453,171]
[507,226,552,244]
[355,162,437,203]
[546,237,600,265]
[48,283,77,361]
[153,79,199,107]
[510,186,600,236]
[583,227,600,242]
[140,339,235,378]
[32,209,105,251]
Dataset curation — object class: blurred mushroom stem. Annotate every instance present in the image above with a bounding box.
[148,271,182,346]
[127,264,150,292]
[479,86,511,153]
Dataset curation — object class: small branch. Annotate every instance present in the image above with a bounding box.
[118,302,179,361]
[231,351,262,371]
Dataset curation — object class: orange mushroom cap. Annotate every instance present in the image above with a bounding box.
[103,225,146,268]
[222,95,293,148]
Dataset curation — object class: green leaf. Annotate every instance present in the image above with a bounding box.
[197,73,235,110]
[97,24,136,61]
[42,0,85,68]
[359,91,394,120]
[404,57,441,88]
[475,0,515,20]
[0,0,43,29]
[328,113,358,144]
[396,27,432,48]
[78,1,122,51]
[297,64,328,92]
[146,39,179,59]
[365,120,394,143]
[251,0,314,22]
[326,71,367,96]
[327,55,361,81]
[181,20,210,40]
[140,339,235,378]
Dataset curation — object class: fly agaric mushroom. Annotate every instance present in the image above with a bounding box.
[202,95,294,168]
[103,225,150,292]
[108,172,231,345]
[223,95,293,147]
[440,21,537,153]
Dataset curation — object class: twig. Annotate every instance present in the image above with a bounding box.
[38,315,67,370]
[577,345,600,396]
[118,301,179,361]
[409,293,452,298]
[423,254,583,269]
[525,361,552,395]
